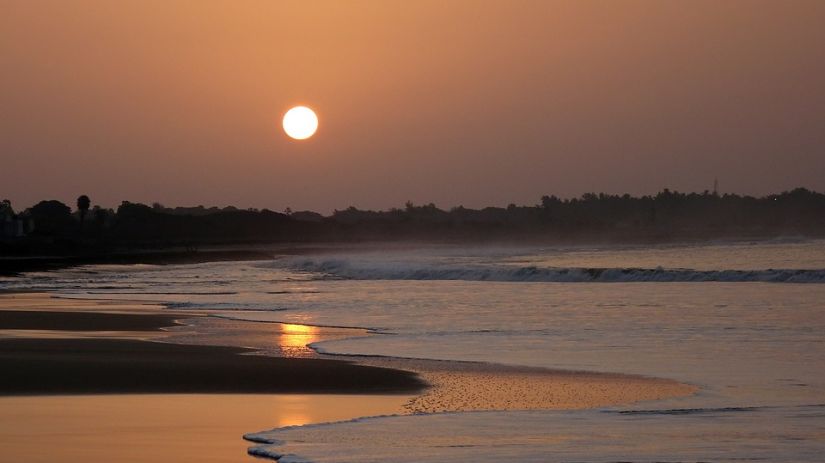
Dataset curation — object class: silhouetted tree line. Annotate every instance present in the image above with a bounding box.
[2,188,824,255]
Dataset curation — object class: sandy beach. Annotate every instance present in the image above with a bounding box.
[0,293,424,462]
[0,295,426,395]
[0,337,426,395]
[0,292,698,462]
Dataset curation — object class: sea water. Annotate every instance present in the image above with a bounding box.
[3,239,825,462]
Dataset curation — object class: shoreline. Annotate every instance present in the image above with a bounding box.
[0,394,413,463]
[0,291,699,463]
[0,338,426,396]
[0,294,425,396]
[0,295,423,463]
[327,354,697,413]
[0,292,698,407]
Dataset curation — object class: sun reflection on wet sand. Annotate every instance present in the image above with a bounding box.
[272,395,313,427]
[0,394,412,463]
[278,323,320,356]
[161,316,369,359]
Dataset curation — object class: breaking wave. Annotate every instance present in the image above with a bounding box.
[283,259,825,283]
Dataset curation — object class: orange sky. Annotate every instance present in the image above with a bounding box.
[2,0,824,212]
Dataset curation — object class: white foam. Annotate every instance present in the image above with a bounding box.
[245,405,825,463]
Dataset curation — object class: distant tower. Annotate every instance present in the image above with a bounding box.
[713,177,719,196]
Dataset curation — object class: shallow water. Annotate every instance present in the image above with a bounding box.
[3,240,825,462]
[0,394,410,463]
[246,405,825,463]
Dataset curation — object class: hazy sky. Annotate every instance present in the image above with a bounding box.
[2,0,825,213]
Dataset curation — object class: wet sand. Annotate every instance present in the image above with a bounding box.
[354,356,698,413]
[0,309,181,331]
[0,292,699,462]
[0,293,697,406]
[0,394,411,463]
[0,338,425,395]
[0,293,421,462]
[0,296,425,395]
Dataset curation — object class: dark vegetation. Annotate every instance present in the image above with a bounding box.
[2,189,824,261]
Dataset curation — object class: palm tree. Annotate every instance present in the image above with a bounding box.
[77,195,91,228]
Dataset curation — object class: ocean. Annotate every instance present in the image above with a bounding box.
[3,239,825,462]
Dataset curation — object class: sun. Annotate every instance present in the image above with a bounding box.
[282,106,318,140]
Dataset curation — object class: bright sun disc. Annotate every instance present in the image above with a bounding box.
[282,106,318,140]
